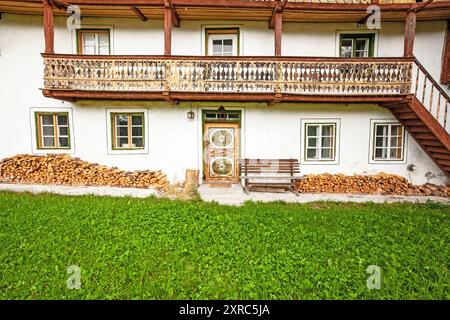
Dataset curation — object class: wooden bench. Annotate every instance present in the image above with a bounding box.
[238,159,302,194]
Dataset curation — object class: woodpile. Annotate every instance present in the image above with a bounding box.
[0,154,168,190]
[297,173,449,197]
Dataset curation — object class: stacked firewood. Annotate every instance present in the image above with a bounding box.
[297,173,449,197]
[0,154,168,190]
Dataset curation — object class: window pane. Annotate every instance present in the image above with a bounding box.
[391,125,402,136]
[57,115,68,125]
[322,125,333,137]
[83,45,95,55]
[117,138,128,148]
[59,126,68,136]
[98,34,109,46]
[340,39,353,58]
[307,137,317,147]
[306,148,318,159]
[223,39,233,54]
[213,40,222,55]
[43,137,55,147]
[376,125,388,136]
[307,125,319,137]
[391,136,400,148]
[355,39,368,51]
[117,127,128,137]
[355,50,368,58]
[98,46,109,55]
[59,137,69,147]
[41,115,53,125]
[322,137,333,148]
[42,126,54,136]
[390,148,402,159]
[132,116,143,125]
[132,127,143,137]
[116,115,128,125]
[132,138,143,148]
[375,148,387,159]
[321,148,332,159]
[83,34,95,45]
[375,136,387,148]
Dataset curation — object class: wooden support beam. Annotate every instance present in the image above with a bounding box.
[274,11,282,56]
[269,0,285,56]
[164,2,172,55]
[269,0,286,30]
[42,89,408,105]
[441,20,450,84]
[166,0,180,28]
[43,0,54,54]
[49,0,69,10]
[163,0,180,55]
[403,0,433,57]
[130,6,147,21]
[403,10,416,57]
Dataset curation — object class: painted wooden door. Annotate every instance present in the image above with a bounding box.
[204,123,240,183]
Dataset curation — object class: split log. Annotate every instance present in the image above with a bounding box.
[297,173,448,197]
[0,154,169,190]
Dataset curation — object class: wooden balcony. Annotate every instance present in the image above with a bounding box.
[42,54,414,103]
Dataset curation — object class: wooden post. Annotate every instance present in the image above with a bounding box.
[164,1,172,55]
[184,169,199,196]
[441,20,450,84]
[404,10,417,57]
[274,10,282,56]
[43,0,54,54]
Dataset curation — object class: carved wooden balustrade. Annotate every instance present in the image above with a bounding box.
[43,55,413,96]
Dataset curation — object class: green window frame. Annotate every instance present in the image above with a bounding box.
[339,34,375,58]
[304,123,336,161]
[372,123,405,161]
[35,112,71,150]
[111,113,145,150]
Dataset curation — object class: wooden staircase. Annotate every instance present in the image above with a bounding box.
[382,59,450,178]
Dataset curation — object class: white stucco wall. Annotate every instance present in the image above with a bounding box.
[0,13,448,185]
[283,21,447,86]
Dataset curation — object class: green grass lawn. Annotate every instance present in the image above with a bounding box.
[0,191,448,300]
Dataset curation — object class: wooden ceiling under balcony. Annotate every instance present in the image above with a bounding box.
[1,0,450,22]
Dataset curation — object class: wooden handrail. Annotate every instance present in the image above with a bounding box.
[414,57,450,102]
[412,57,450,130]
[41,53,415,63]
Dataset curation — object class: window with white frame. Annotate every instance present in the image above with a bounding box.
[35,112,70,149]
[77,29,110,55]
[111,113,144,150]
[372,123,405,161]
[206,28,239,56]
[304,123,336,161]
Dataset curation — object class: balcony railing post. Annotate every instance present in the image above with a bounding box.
[164,60,172,93]
[275,61,282,94]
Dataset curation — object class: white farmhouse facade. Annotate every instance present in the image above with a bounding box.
[1,0,450,185]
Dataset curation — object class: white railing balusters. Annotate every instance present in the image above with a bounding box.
[411,59,450,132]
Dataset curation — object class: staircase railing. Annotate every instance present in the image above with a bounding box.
[412,58,450,132]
